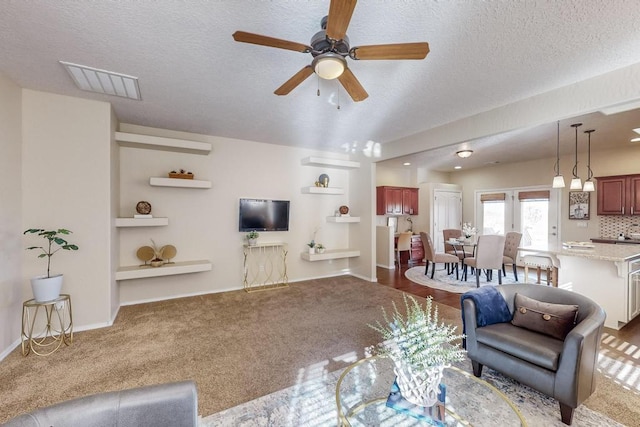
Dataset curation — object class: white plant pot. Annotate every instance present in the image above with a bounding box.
[316,248,325,254]
[248,238,257,246]
[393,361,445,408]
[308,247,315,254]
[30,274,63,302]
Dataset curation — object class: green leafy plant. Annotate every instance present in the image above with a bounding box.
[246,231,259,240]
[307,240,315,248]
[315,243,325,250]
[369,294,465,373]
[24,229,79,278]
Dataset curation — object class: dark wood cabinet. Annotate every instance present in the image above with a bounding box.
[394,234,424,264]
[597,174,640,216]
[377,186,419,215]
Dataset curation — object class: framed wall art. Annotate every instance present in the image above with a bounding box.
[569,191,590,220]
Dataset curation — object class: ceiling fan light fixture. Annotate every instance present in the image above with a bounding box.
[456,150,473,158]
[312,53,346,80]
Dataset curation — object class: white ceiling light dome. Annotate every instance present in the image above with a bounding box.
[312,53,347,80]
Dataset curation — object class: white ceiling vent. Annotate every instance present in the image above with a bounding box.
[59,61,141,100]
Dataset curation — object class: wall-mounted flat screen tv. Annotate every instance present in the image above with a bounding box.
[239,198,290,232]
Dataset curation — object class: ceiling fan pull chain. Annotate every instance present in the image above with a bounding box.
[337,80,341,110]
[317,74,320,96]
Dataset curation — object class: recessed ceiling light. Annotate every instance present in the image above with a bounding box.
[454,166,462,170]
[59,61,142,100]
[403,162,411,166]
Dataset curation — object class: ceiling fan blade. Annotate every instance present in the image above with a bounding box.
[351,42,430,60]
[232,31,311,53]
[326,0,357,40]
[337,68,368,102]
[274,66,314,95]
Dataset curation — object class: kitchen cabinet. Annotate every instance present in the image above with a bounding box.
[377,186,419,215]
[597,174,640,216]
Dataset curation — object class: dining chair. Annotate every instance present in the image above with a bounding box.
[420,232,459,279]
[443,229,473,262]
[395,232,413,266]
[463,235,506,287]
[502,231,522,281]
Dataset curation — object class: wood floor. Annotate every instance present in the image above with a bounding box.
[376,261,640,347]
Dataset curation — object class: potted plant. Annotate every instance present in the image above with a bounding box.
[246,231,259,246]
[369,294,465,407]
[315,243,326,254]
[462,222,477,241]
[24,228,79,302]
[307,240,315,254]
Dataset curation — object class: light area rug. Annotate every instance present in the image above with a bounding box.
[201,357,622,427]
[405,266,520,294]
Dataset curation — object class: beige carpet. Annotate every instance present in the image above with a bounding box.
[0,276,638,425]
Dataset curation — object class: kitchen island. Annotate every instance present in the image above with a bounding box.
[518,243,640,330]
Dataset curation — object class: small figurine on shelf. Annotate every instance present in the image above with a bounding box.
[315,243,326,254]
[168,169,194,179]
[247,231,259,246]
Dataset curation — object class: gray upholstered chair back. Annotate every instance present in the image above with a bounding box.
[503,231,522,261]
[420,232,435,261]
[475,235,506,269]
[443,229,462,253]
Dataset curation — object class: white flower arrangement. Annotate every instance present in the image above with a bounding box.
[462,222,477,238]
[369,295,466,373]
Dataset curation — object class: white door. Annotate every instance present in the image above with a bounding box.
[434,190,462,252]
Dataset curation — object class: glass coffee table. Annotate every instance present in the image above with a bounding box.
[336,356,526,426]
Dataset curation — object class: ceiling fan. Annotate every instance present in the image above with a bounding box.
[232,0,430,102]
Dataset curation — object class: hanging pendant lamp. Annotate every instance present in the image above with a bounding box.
[552,120,565,188]
[583,129,595,192]
[569,123,583,190]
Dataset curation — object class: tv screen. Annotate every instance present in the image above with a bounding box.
[239,199,290,232]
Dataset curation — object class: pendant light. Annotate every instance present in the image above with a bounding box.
[583,129,595,192]
[552,120,565,188]
[569,123,583,190]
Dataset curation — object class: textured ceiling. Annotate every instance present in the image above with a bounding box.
[2,1,640,165]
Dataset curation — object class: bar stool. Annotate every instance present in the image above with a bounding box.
[522,254,558,287]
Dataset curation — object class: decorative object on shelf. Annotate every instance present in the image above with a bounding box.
[569,191,590,220]
[149,239,165,267]
[339,205,349,215]
[369,295,465,408]
[136,246,155,266]
[315,243,326,254]
[462,222,477,239]
[315,173,330,188]
[406,216,413,232]
[160,245,177,264]
[246,231,259,246]
[136,201,152,215]
[23,228,79,302]
[168,169,194,179]
[307,240,316,254]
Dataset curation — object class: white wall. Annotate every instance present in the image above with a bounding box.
[22,90,114,329]
[117,124,373,305]
[0,73,22,357]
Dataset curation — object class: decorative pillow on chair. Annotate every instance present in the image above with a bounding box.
[511,293,579,340]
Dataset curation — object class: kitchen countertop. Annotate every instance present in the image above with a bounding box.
[519,242,640,262]
[591,237,640,244]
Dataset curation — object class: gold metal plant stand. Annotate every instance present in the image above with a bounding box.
[21,294,73,356]
[243,242,288,292]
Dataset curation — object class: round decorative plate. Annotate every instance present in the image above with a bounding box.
[136,201,152,215]
[136,246,155,262]
[339,205,349,215]
[160,244,177,261]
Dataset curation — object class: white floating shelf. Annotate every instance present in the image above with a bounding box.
[326,216,360,223]
[116,260,212,281]
[301,187,344,195]
[301,156,360,169]
[116,217,169,227]
[116,132,211,155]
[150,177,211,189]
[300,249,360,261]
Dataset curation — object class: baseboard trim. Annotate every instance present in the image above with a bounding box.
[0,337,22,362]
[119,286,242,307]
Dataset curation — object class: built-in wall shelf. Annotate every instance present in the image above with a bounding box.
[116,132,212,155]
[150,177,211,189]
[115,260,212,281]
[301,156,360,169]
[326,216,360,223]
[300,249,360,261]
[116,218,169,227]
[301,187,344,195]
